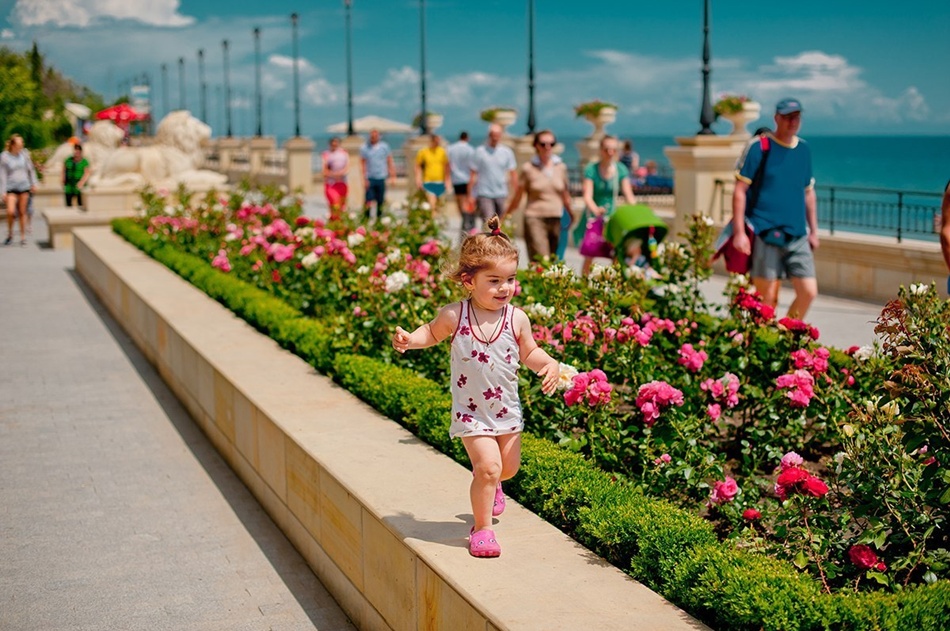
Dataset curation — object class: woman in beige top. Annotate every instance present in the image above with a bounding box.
[505,130,572,262]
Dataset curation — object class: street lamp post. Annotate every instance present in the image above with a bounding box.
[198,49,207,124]
[526,0,536,134]
[161,63,169,117]
[291,13,301,137]
[698,0,716,135]
[178,57,185,110]
[418,0,427,135]
[345,1,354,136]
[222,39,233,137]
[254,27,263,137]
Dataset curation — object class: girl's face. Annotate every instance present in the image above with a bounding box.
[600,140,618,160]
[463,258,518,311]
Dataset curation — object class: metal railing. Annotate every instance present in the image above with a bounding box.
[713,179,942,243]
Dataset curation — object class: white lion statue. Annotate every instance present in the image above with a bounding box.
[42,120,124,183]
[89,110,227,190]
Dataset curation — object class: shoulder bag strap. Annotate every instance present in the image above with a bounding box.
[746,135,771,213]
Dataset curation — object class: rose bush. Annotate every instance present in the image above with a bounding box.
[136,186,950,593]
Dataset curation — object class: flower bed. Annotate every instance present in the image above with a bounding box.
[115,185,950,628]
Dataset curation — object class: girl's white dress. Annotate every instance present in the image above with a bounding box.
[449,300,523,438]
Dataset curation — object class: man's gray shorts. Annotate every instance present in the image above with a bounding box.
[751,234,816,280]
[475,197,505,222]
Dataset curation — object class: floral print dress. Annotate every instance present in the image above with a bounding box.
[449,300,523,438]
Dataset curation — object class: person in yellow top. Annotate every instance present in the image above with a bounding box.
[415,134,451,211]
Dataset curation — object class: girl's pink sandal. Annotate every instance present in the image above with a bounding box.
[492,482,506,516]
[469,528,502,557]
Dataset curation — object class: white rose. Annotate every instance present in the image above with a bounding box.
[301,252,319,268]
[556,363,579,390]
[910,283,929,295]
[385,271,410,293]
[347,232,365,247]
[356,265,370,275]
[853,345,874,362]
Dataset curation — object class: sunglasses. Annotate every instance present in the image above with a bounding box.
[536,141,555,148]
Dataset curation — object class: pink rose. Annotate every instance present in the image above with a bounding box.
[709,476,739,505]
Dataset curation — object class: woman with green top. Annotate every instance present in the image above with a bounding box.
[577,135,636,275]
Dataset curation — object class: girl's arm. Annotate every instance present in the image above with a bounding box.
[513,309,559,394]
[581,177,601,216]
[392,303,460,353]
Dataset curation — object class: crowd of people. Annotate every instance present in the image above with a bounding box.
[316,125,659,275]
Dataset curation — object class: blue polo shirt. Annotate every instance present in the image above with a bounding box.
[360,141,391,180]
[736,135,814,237]
[471,143,516,199]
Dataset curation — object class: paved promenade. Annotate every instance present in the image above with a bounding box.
[0,217,355,630]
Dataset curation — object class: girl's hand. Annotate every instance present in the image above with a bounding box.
[392,326,411,353]
[536,361,560,395]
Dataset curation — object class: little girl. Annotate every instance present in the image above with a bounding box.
[392,216,560,557]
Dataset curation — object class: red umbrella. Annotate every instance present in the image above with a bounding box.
[95,103,147,123]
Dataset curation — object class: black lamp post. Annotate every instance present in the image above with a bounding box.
[418,0,427,135]
[526,0,536,134]
[345,1,354,136]
[291,13,302,137]
[222,39,233,137]
[254,27,263,137]
[198,49,207,124]
[178,57,185,110]
[698,0,716,135]
[161,63,169,117]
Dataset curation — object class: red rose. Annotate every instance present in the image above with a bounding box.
[742,508,761,520]
[848,544,878,570]
[801,475,829,498]
[777,467,809,488]
[875,562,887,572]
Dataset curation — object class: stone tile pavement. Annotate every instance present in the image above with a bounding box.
[0,217,355,630]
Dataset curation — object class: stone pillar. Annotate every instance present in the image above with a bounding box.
[341,135,364,212]
[248,136,276,179]
[663,135,746,241]
[217,136,242,173]
[402,135,428,196]
[284,136,315,195]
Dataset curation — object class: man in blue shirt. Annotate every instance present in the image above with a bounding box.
[360,129,396,220]
[731,97,819,318]
[467,124,517,227]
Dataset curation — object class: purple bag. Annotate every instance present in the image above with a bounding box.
[578,215,614,258]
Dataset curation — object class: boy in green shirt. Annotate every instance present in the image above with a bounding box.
[63,144,91,209]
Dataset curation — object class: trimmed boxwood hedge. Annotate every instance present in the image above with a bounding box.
[110,218,950,631]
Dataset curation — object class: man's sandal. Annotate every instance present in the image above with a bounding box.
[469,528,501,558]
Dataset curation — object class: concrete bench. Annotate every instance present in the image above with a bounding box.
[74,226,709,631]
[43,208,135,249]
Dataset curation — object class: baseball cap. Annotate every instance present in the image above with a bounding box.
[775,98,803,115]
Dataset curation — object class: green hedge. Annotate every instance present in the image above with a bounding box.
[111,218,950,631]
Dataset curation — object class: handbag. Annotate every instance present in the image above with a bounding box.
[578,166,619,259]
[713,220,755,274]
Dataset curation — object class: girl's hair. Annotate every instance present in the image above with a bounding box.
[445,215,518,284]
[6,134,23,152]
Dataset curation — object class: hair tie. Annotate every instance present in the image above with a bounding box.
[491,228,501,236]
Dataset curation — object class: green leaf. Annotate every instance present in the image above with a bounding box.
[867,571,890,586]
[793,550,808,569]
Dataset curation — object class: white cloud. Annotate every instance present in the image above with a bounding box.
[12,0,195,28]
[268,54,314,74]
[354,66,419,108]
[304,76,341,106]
[1,29,14,39]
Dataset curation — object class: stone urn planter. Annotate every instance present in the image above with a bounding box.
[481,107,517,134]
[720,101,761,137]
[574,101,618,140]
[412,112,443,134]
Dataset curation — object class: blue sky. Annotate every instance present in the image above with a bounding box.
[2,0,949,138]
